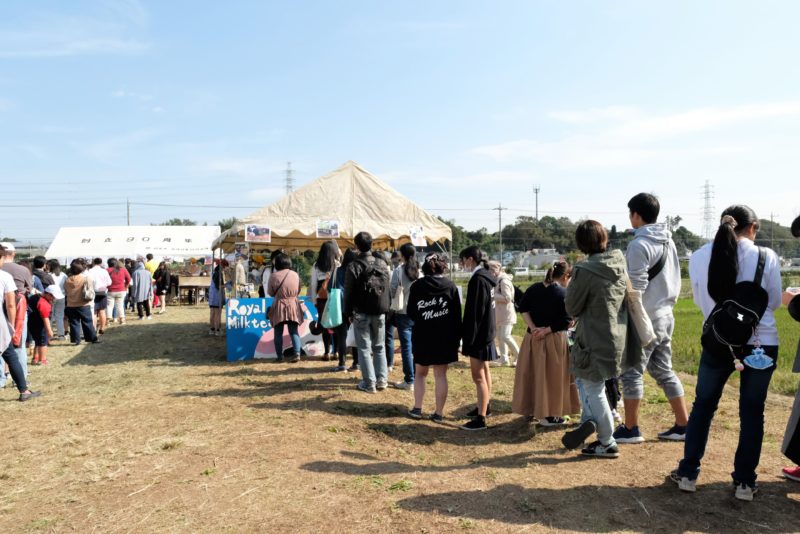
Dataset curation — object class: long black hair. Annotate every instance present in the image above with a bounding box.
[340,248,356,270]
[707,205,759,303]
[459,245,489,269]
[399,243,418,280]
[314,240,339,272]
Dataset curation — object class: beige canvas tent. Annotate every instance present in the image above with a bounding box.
[212,161,452,252]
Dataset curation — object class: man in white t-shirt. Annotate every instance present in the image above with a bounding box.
[0,244,40,400]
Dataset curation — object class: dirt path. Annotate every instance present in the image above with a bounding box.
[1,307,798,533]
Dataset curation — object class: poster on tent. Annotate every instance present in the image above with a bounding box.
[245,224,271,243]
[316,219,340,239]
[225,297,322,361]
[409,226,427,247]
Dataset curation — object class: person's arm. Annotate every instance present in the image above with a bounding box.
[564,269,590,317]
[308,266,318,300]
[3,290,15,330]
[688,250,705,309]
[521,311,537,332]
[343,263,357,318]
[390,267,400,299]
[405,283,419,321]
[765,251,783,312]
[40,301,53,338]
[625,240,650,292]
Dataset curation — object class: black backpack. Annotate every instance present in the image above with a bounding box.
[700,247,768,360]
[356,257,390,314]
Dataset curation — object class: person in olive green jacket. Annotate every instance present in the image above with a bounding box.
[560,220,630,459]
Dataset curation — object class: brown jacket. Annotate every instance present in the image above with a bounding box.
[267,269,303,325]
[65,274,92,308]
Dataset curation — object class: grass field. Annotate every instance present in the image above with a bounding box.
[1,305,800,532]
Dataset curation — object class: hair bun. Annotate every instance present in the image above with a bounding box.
[720,215,738,229]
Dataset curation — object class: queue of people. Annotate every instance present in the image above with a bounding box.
[231,194,800,503]
[0,250,179,402]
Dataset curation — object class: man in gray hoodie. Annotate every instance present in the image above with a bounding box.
[614,193,689,444]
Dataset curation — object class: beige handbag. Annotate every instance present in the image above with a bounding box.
[626,278,657,347]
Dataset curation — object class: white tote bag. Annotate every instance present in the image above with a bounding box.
[345,324,357,348]
[626,280,657,347]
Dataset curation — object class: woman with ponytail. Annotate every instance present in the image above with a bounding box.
[672,205,782,501]
[512,261,581,425]
[458,245,498,431]
[389,243,420,390]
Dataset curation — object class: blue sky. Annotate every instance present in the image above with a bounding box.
[2,1,800,246]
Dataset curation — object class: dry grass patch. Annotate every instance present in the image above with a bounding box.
[0,306,798,533]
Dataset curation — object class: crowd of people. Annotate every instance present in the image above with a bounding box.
[0,249,175,401]
[234,192,800,503]
[4,192,800,503]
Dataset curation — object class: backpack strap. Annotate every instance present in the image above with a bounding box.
[647,243,669,281]
[753,247,766,286]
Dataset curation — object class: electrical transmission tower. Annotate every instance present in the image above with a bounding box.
[285,162,295,194]
[701,180,715,240]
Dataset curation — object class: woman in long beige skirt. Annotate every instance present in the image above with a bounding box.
[512,262,580,425]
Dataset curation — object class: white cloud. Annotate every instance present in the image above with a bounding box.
[547,106,640,124]
[0,9,149,58]
[112,89,152,101]
[474,101,800,169]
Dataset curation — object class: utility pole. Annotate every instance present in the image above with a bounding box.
[532,184,541,220]
[285,161,295,194]
[127,198,131,226]
[770,212,775,250]
[493,203,507,264]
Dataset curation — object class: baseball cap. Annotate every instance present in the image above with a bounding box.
[45,285,64,299]
[0,242,15,251]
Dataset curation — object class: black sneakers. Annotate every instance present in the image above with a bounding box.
[580,440,620,458]
[561,420,596,450]
[407,407,423,420]
[459,416,487,431]
[466,405,492,418]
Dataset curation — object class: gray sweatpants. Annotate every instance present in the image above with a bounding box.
[621,313,684,400]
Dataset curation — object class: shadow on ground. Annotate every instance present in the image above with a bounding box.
[63,319,228,367]
[394,481,799,533]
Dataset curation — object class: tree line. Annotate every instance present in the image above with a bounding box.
[440,216,800,260]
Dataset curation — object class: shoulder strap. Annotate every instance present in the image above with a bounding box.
[753,247,766,286]
[647,243,669,281]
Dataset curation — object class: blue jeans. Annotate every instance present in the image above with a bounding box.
[1,342,27,392]
[576,377,616,447]
[677,346,776,485]
[65,306,98,344]
[273,321,300,358]
[15,311,28,378]
[394,314,414,384]
[354,312,387,388]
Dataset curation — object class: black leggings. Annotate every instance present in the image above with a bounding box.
[331,322,348,366]
[137,300,151,318]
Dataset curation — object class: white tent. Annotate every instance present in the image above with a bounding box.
[45,226,221,260]
[212,160,452,252]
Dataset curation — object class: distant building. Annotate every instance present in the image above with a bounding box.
[521,248,561,269]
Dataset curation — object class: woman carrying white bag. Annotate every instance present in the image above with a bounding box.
[330,249,357,372]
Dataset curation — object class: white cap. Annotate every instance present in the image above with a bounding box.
[45,285,64,299]
[0,242,15,251]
